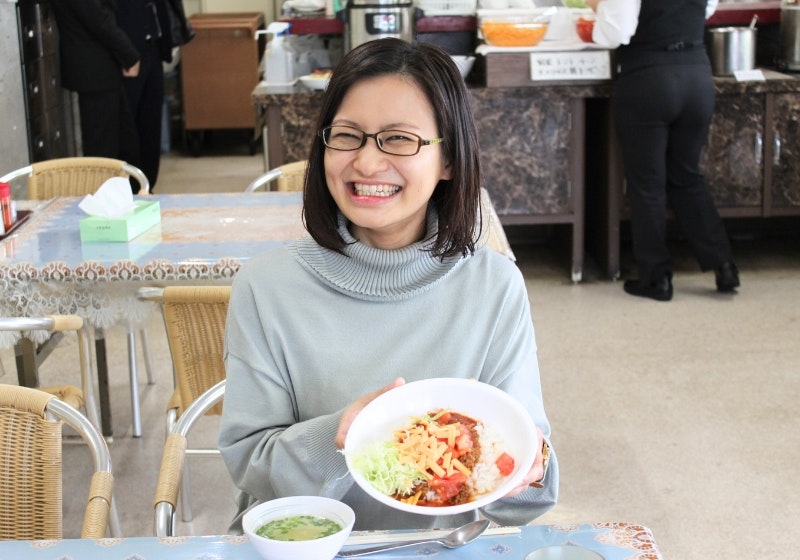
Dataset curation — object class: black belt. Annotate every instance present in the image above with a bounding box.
[665,41,703,52]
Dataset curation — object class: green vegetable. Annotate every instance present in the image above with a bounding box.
[350,441,423,496]
[256,515,341,541]
[562,0,588,8]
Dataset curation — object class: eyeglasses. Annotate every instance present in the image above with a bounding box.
[318,125,444,156]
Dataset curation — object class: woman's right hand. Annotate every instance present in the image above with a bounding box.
[335,377,405,449]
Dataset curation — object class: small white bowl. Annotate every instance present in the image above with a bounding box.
[243,496,355,560]
[451,55,476,79]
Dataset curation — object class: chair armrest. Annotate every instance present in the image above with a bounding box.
[154,433,188,537]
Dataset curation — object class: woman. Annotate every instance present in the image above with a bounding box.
[219,38,557,532]
[587,0,740,301]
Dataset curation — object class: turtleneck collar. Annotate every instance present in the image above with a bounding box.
[290,206,467,301]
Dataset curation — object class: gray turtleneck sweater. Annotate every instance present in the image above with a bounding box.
[219,210,557,532]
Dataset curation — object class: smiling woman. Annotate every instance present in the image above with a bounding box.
[219,38,557,533]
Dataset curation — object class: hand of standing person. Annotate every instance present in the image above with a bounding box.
[122,60,140,77]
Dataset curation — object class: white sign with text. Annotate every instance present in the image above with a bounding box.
[529,50,612,81]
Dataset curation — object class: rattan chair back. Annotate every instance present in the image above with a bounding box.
[0,315,100,431]
[0,384,114,540]
[24,156,150,198]
[161,286,231,417]
[244,160,307,192]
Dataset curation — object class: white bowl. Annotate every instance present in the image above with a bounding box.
[243,496,355,560]
[298,74,329,91]
[344,377,537,515]
[451,55,476,79]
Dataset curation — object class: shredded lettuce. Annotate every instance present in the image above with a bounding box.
[350,441,423,497]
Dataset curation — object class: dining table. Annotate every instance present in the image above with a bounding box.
[0,522,663,559]
[0,190,515,438]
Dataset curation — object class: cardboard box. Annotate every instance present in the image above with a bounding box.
[79,200,161,242]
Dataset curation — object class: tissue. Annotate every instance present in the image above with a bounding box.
[78,178,161,243]
[78,177,137,218]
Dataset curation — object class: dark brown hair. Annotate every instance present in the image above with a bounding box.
[302,38,483,259]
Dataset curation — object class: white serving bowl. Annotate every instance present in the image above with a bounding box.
[344,377,537,516]
[243,496,355,560]
[451,55,476,79]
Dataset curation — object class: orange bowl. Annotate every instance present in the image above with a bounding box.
[481,21,548,47]
[575,16,595,43]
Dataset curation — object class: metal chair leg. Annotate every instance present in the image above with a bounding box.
[139,329,156,385]
[109,496,123,537]
[127,331,142,438]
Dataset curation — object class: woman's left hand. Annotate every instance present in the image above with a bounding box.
[503,426,546,497]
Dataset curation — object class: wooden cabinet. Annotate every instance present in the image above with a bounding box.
[181,12,266,156]
[701,92,765,214]
[469,88,586,282]
[767,92,800,213]
[700,81,800,217]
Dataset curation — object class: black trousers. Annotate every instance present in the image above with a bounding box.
[123,40,164,190]
[78,83,141,174]
[612,63,733,283]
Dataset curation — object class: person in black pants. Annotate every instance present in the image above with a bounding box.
[117,1,166,191]
[52,0,143,191]
[587,0,740,301]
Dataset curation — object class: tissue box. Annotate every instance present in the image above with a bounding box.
[79,200,161,242]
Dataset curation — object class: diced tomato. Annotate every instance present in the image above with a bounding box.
[495,452,515,476]
[453,423,474,457]
[429,472,467,501]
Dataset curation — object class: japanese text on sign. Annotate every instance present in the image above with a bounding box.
[529,51,611,81]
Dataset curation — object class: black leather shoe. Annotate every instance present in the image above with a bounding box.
[624,276,673,302]
[715,261,740,293]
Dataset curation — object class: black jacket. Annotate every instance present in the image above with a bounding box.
[116,0,193,65]
[52,0,140,92]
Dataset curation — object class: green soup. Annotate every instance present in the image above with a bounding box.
[256,514,342,541]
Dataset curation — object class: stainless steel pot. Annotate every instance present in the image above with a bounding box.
[780,6,800,71]
[707,26,756,76]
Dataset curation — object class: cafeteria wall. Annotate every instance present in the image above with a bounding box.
[0,3,32,175]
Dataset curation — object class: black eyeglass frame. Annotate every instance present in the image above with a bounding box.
[318,125,444,157]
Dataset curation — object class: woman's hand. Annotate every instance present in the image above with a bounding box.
[584,0,600,12]
[503,426,546,497]
[335,377,406,449]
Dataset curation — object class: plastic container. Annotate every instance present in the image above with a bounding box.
[262,22,293,84]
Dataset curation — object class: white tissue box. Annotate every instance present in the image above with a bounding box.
[79,200,161,242]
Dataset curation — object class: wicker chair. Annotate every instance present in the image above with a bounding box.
[0,315,101,432]
[0,156,155,438]
[244,160,307,192]
[0,384,120,539]
[153,379,225,537]
[0,156,150,197]
[138,285,230,524]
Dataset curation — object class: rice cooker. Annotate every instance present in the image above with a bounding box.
[345,0,414,52]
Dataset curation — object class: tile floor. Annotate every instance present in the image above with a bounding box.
[2,135,798,559]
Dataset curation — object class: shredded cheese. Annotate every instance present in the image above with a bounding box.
[391,411,472,479]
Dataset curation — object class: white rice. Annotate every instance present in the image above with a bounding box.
[468,423,508,495]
